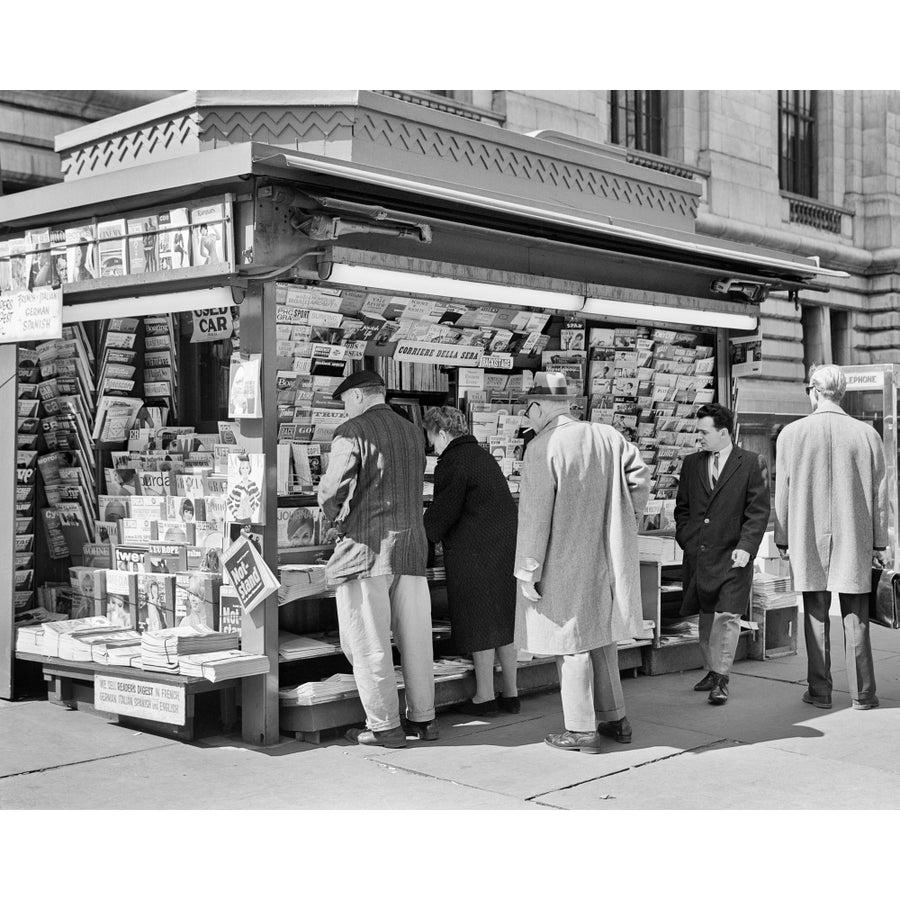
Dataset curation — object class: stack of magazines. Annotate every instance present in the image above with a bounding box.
[58,625,135,662]
[90,630,143,665]
[277,565,328,605]
[140,624,238,672]
[278,630,340,661]
[41,616,111,657]
[279,673,358,706]
[178,649,270,682]
[15,625,45,655]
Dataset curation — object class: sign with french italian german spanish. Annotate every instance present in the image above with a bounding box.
[94,674,186,725]
[0,287,63,344]
[393,340,485,367]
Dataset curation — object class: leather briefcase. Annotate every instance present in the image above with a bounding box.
[870,567,900,629]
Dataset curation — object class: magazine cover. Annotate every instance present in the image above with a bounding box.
[105,569,138,628]
[157,208,191,270]
[68,567,107,618]
[218,587,243,635]
[136,572,176,632]
[225,453,265,525]
[192,220,224,266]
[97,219,127,277]
[277,506,320,548]
[228,354,261,418]
[175,571,222,629]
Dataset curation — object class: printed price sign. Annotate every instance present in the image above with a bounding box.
[95,675,186,725]
[0,288,63,344]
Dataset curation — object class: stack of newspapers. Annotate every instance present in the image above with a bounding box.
[140,624,238,673]
[179,649,269,682]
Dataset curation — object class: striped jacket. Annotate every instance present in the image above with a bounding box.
[318,404,427,585]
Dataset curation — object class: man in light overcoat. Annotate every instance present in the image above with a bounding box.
[675,403,769,705]
[775,364,889,711]
[515,373,650,753]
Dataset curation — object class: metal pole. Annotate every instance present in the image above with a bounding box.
[0,344,18,698]
[237,281,280,745]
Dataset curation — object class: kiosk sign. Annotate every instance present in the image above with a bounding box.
[844,370,885,392]
[0,287,63,344]
[95,675,186,725]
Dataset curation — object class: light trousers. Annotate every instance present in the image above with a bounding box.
[555,643,626,733]
[699,611,742,676]
[802,591,876,703]
[336,574,435,732]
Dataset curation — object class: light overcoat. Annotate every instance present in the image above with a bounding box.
[774,407,888,593]
[514,415,651,655]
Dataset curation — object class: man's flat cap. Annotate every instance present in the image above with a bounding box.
[332,369,386,400]
[527,371,569,395]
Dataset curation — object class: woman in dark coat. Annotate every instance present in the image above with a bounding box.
[423,406,520,715]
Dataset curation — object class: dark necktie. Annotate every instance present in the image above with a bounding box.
[711,451,720,487]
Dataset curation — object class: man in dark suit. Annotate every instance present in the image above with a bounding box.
[675,403,769,705]
[318,370,436,749]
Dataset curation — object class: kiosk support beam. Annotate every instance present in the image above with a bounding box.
[1,345,17,699]
[237,282,280,745]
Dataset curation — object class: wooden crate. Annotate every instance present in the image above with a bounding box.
[748,604,798,660]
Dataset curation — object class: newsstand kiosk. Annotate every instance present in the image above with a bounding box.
[0,91,843,746]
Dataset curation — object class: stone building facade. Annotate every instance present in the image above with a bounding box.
[7,88,898,399]
[392,90,900,400]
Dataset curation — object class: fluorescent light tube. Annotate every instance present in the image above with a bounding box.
[324,263,584,312]
[582,296,757,331]
[63,287,236,323]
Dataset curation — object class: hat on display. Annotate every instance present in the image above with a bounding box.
[527,371,569,395]
[332,369,386,400]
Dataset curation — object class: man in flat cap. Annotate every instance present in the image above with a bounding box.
[515,372,651,753]
[318,369,436,748]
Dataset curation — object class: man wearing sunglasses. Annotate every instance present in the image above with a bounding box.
[514,372,650,754]
[775,364,889,711]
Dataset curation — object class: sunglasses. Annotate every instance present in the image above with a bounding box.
[804,384,817,395]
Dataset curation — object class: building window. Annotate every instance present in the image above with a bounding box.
[428,90,473,106]
[609,91,663,155]
[779,90,817,198]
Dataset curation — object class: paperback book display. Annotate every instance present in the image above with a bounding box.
[33,324,98,567]
[586,325,715,531]
[16,347,41,610]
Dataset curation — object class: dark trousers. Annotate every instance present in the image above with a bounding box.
[802,591,876,703]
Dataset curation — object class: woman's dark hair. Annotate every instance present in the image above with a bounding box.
[696,403,734,435]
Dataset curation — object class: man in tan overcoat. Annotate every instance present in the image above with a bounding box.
[515,373,651,753]
[775,364,889,711]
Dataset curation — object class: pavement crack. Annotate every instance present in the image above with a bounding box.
[523,739,736,802]
[0,744,175,780]
[365,757,545,808]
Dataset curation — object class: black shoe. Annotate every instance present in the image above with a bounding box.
[708,674,729,705]
[693,671,717,692]
[458,698,499,717]
[802,690,833,709]
[597,715,632,744]
[401,718,440,741]
[497,694,521,714]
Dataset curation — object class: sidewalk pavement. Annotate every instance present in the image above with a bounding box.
[3,606,900,810]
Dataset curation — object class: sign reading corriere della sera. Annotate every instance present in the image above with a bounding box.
[0,287,63,344]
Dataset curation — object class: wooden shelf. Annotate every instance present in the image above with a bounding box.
[15,653,239,691]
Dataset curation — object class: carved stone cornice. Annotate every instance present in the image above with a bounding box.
[54,90,701,234]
